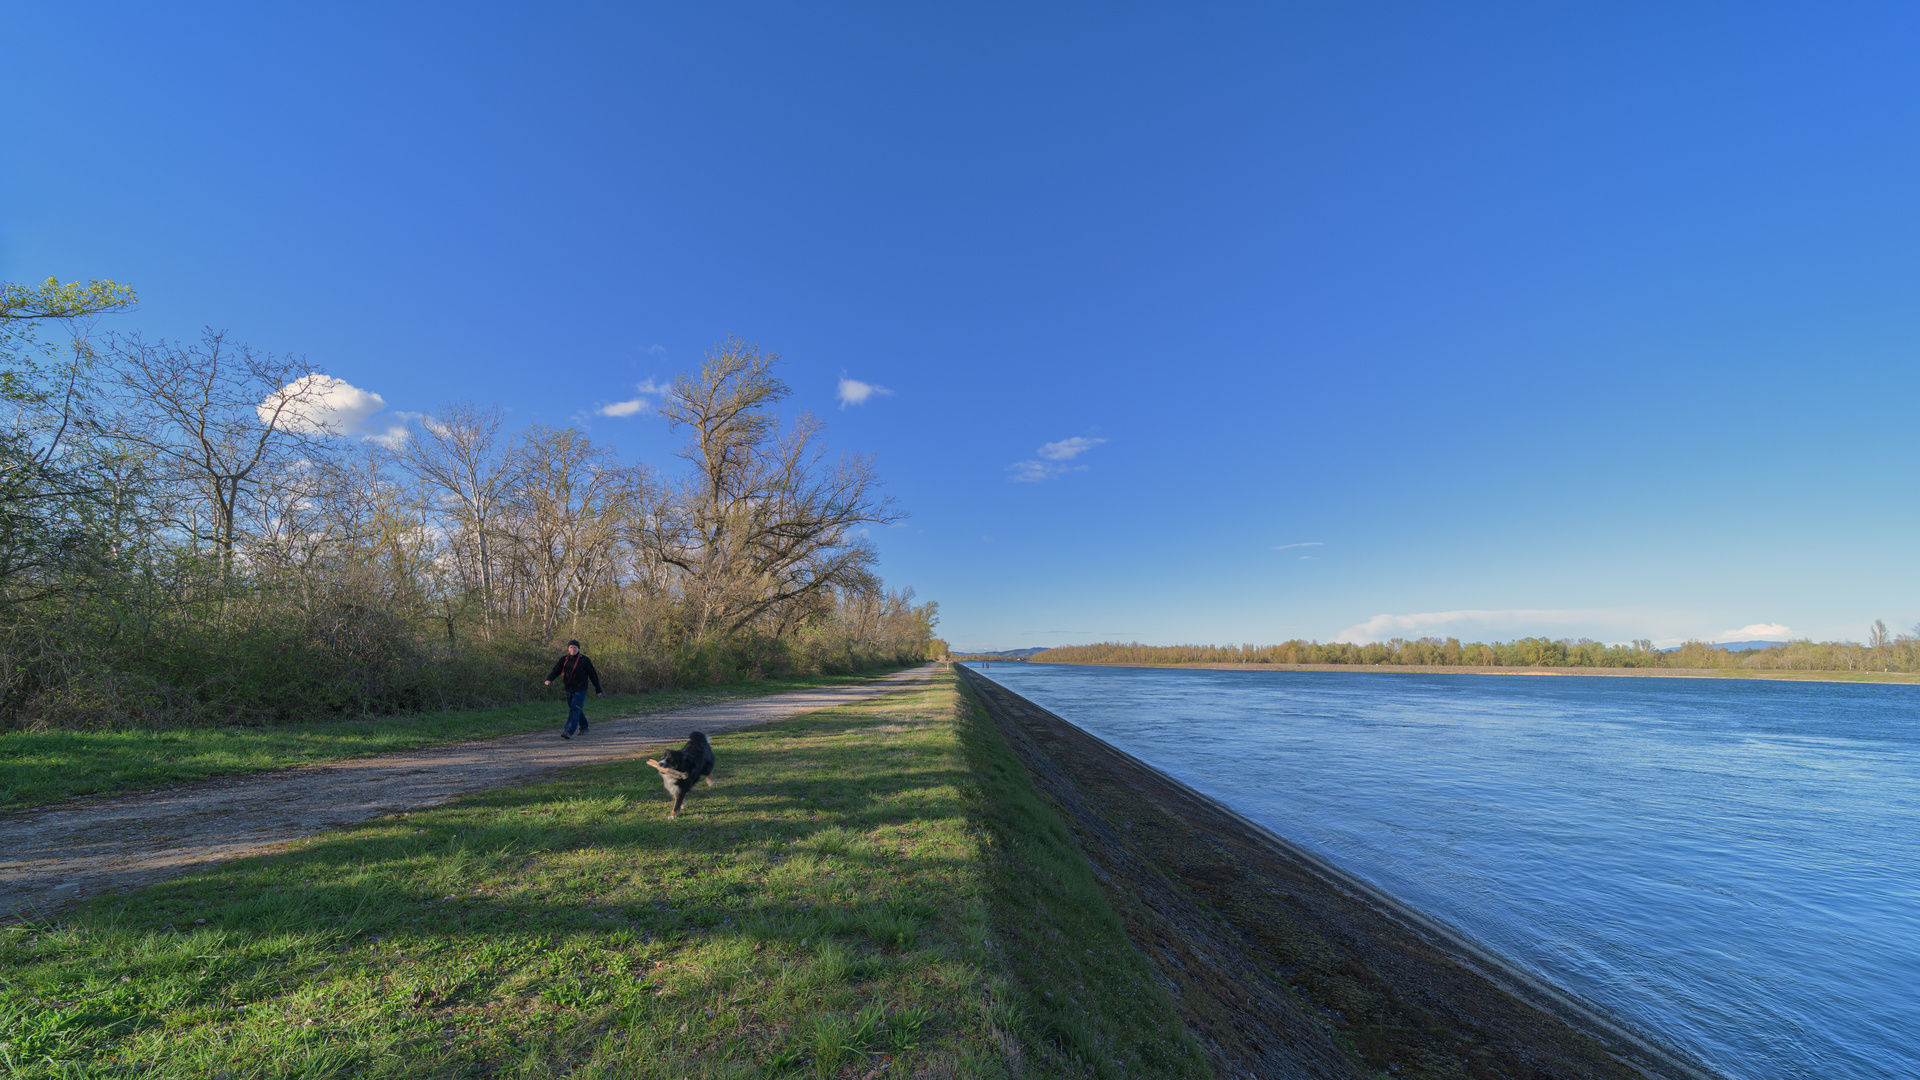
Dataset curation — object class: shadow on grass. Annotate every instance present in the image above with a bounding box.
[4,688,1006,1078]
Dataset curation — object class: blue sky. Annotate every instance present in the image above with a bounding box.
[5,3,1918,651]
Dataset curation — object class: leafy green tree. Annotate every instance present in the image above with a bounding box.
[0,277,136,403]
[0,278,138,601]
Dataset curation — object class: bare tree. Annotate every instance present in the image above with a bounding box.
[650,339,901,638]
[395,404,525,634]
[105,331,331,574]
[507,426,648,641]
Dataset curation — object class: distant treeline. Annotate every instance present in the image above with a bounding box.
[1034,626,1920,673]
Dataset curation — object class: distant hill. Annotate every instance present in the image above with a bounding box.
[958,647,1049,658]
[1660,640,1789,653]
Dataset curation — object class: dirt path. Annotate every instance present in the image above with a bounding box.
[0,667,934,922]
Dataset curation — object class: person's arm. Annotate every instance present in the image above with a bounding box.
[544,657,564,685]
[587,657,602,695]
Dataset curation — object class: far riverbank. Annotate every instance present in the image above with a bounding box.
[1023,659,1920,685]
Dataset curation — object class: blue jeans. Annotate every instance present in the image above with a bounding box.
[565,691,589,735]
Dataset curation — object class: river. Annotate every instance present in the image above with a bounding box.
[961,662,1920,1080]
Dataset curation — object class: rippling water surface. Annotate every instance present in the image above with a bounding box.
[963,662,1920,1080]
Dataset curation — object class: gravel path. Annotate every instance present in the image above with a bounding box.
[0,667,934,922]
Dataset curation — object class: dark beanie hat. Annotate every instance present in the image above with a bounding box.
[567,640,581,647]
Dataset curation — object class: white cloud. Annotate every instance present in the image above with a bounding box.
[1273,541,1323,551]
[1334,609,1617,645]
[837,377,893,408]
[259,374,385,436]
[1038,436,1105,461]
[259,374,418,447]
[598,399,646,417]
[1716,623,1791,641]
[636,378,672,396]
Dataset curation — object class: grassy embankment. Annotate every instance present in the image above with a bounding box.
[1032,659,1920,685]
[0,671,911,810]
[0,673,1206,1078]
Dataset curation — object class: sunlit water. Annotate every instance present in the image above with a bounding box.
[962,662,1920,1080]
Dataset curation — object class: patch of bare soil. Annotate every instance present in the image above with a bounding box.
[0,668,932,923]
[957,667,1721,1080]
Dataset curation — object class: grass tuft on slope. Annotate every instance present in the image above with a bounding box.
[953,679,1210,1080]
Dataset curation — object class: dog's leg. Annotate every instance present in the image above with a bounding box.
[704,775,714,788]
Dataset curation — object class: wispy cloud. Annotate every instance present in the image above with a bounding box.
[1009,435,1107,481]
[1038,436,1105,461]
[1273,541,1323,551]
[366,411,423,449]
[596,379,672,419]
[1008,460,1081,482]
[837,377,893,408]
[1333,609,1794,649]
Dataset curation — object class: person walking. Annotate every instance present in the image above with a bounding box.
[544,640,602,739]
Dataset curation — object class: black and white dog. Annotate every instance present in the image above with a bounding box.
[646,731,715,818]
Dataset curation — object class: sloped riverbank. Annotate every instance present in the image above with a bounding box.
[956,665,1720,1080]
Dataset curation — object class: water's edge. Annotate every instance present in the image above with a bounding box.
[958,665,1725,1080]
[1029,658,1920,687]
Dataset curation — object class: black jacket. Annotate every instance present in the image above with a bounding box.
[547,653,602,693]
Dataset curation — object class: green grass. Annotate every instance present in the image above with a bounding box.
[953,681,1209,1080]
[0,671,909,810]
[0,675,1206,1078]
